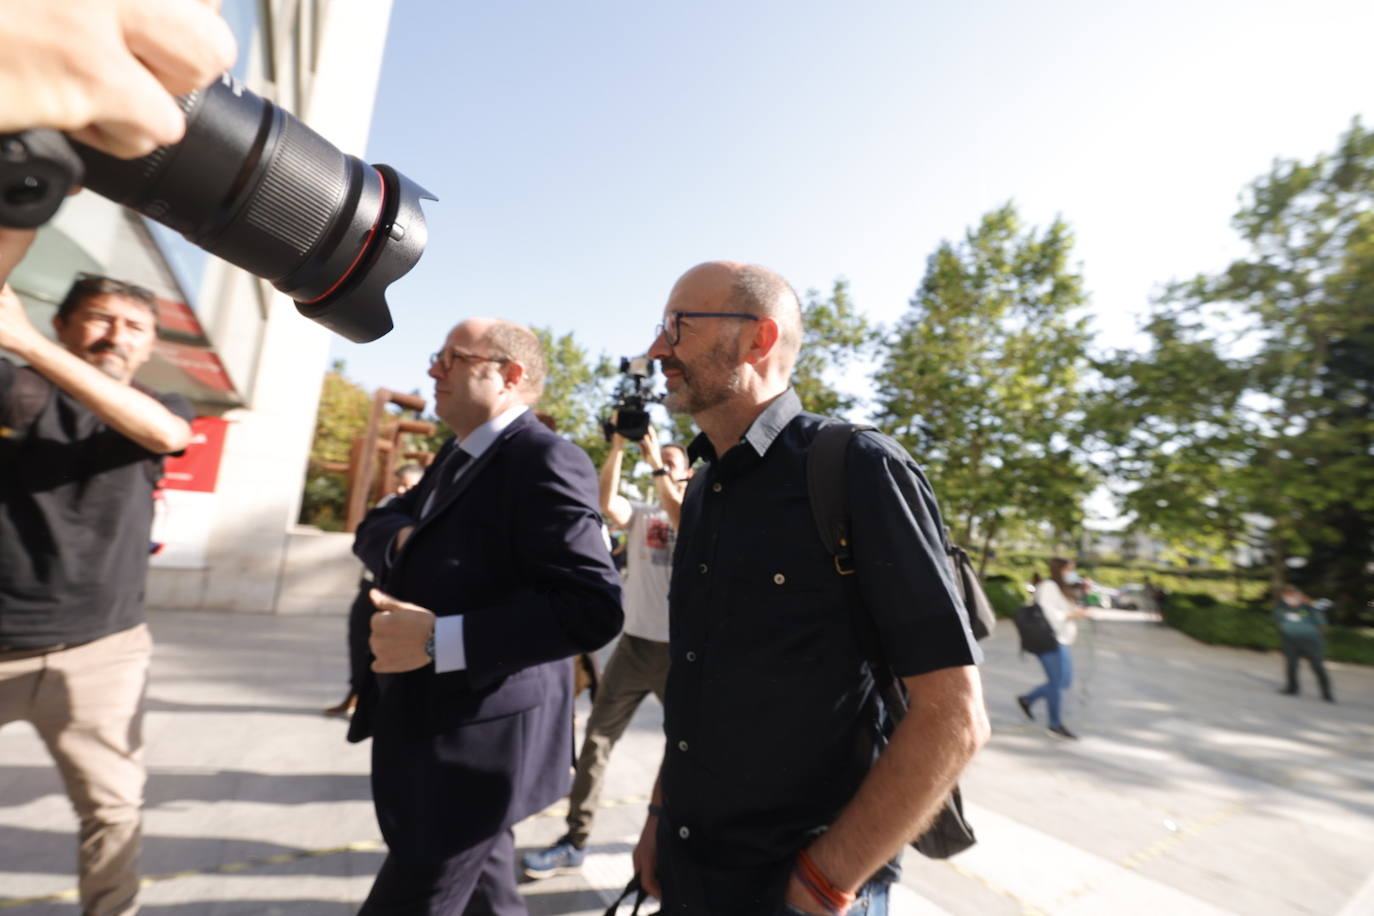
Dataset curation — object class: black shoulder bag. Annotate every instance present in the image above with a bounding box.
[806,421,976,859]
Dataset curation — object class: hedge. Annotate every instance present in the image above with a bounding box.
[983,575,1026,619]
[1162,593,1374,666]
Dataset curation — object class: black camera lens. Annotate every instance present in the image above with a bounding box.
[4,175,47,207]
[69,75,433,343]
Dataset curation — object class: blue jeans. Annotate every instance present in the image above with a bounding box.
[1024,643,1074,727]
[778,880,889,916]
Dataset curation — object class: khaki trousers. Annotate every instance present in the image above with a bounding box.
[0,624,151,915]
[566,633,670,847]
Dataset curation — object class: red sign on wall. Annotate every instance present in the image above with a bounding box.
[160,416,229,493]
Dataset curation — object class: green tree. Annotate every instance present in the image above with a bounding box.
[1115,118,1374,621]
[298,362,372,530]
[793,279,874,417]
[872,203,1094,567]
[532,327,617,467]
[1086,313,1256,585]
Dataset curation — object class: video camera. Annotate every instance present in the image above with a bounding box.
[601,356,662,442]
[0,74,433,343]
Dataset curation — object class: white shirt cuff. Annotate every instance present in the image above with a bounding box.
[434,615,467,673]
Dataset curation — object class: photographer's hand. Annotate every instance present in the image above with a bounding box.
[0,0,237,157]
[599,414,633,529]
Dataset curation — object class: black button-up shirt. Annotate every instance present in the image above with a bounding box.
[659,389,981,904]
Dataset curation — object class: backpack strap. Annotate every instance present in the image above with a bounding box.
[806,422,874,575]
[805,420,901,699]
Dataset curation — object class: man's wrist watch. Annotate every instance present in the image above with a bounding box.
[651,468,669,477]
[424,631,435,661]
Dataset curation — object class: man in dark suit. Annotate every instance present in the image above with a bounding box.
[351,318,623,914]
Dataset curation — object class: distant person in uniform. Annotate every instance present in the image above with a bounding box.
[1273,585,1334,703]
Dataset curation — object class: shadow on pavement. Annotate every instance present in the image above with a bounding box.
[0,765,372,809]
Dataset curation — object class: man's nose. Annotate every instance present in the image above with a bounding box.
[105,319,135,348]
[647,330,671,360]
[427,360,445,380]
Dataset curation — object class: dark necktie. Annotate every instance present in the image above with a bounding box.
[421,448,471,519]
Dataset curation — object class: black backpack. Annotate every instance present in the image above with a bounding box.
[806,420,976,859]
[1014,603,1059,655]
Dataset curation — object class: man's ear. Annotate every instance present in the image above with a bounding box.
[741,317,780,366]
[502,360,526,391]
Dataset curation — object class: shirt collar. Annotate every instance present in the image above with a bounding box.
[686,389,802,464]
[455,404,529,460]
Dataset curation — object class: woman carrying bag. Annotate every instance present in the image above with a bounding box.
[1016,557,1089,739]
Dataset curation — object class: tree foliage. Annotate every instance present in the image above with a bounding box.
[298,363,372,530]
[1086,313,1253,564]
[1092,118,1374,622]
[793,279,874,417]
[532,327,617,467]
[872,203,1094,563]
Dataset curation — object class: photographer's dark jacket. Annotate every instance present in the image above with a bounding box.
[658,389,981,912]
[0,357,193,649]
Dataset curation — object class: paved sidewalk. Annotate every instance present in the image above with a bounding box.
[1,607,1371,914]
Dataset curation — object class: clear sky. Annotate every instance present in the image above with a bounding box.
[330,0,1373,409]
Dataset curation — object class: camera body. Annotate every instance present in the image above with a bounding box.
[602,356,662,442]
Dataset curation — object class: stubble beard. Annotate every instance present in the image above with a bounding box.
[87,344,132,382]
[662,339,743,415]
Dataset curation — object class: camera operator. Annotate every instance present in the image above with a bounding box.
[0,276,193,914]
[522,418,693,879]
[0,4,231,912]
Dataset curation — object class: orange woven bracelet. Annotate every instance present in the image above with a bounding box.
[795,849,857,915]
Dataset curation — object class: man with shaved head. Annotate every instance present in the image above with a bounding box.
[351,318,623,914]
[633,262,989,915]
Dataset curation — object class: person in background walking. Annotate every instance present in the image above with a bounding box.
[1016,557,1089,739]
[1274,585,1334,703]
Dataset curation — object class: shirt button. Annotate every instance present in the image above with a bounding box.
[679,826,690,839]
[712,482,722,493]
[698,563,708,574]
[686,651,697,662]
[678,740,689,752]
[773,573,786,585]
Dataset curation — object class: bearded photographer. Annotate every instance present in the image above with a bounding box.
[523,419,692,879]
[0,3,232,912]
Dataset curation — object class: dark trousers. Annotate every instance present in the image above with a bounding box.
[360,828,524,916]
[1282,638,1333,699]
[348,580,374,694]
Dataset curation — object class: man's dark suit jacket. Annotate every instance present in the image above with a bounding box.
[351,410,623,861]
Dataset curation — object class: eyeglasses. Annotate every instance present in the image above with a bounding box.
[428,348,508,373]
[653,311,760,346]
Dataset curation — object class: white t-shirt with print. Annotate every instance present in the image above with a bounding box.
[620,501,673,643]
